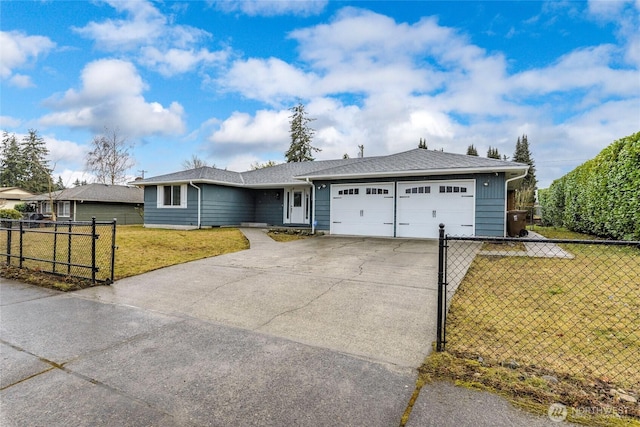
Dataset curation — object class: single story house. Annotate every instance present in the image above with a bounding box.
[132,148,529,238]
[0,187,34,209]
[24,183,144,225]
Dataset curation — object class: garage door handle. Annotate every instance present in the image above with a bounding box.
[461,224,473,227]
[462,195,474,198]
[399,196,409,198]
[384,196,393,198]
[384,222,393,225]
[398,223,409,225]
[333,221,342,224]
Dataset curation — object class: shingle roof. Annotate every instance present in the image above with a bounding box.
[296,148,527,178]
[133,167,244,186]
[24,184,143,203]
[132,148,528,188]
[240,157,372,186]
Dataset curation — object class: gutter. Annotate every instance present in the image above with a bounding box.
[294,165,529,181]
[503,168,529,237]
[307,178,315,234]
[189,181,201,229]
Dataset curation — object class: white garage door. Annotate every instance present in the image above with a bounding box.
[396,180,475,238]
[330,183,395,237]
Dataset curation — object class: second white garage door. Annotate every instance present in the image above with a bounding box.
[396,180,475,238]
[330,183,395,237]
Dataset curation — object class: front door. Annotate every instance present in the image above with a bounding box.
[285,188,310,224]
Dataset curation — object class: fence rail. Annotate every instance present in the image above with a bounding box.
[436,224,640,389]
[1,218,116,284]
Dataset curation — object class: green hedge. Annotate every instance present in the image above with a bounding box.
[540,131,640,240]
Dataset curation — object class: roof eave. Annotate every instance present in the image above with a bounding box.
[295,165,529,181]
[130,178,245,188]
[131,179,311,189]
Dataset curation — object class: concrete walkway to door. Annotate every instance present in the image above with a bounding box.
[77,228,441,368]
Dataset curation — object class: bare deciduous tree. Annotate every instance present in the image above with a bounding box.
[182,154,211,170]
[86,127,135,185]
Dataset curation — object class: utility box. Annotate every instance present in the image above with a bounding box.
[507,210,529,237]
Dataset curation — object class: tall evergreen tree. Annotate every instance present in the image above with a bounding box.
[0,131,24,187]
[285,103,320,162]
[418,138,428,149]
[466,144,478,156]
[20,129,53,194]
[512,134,538,205]
[55,176,65,190]
[487,146,501,159]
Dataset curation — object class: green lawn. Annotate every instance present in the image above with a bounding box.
[1,225,249,290]
[114,226,249,278]
[416,226,640,426]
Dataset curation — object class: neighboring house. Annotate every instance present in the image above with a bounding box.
[24,184,144,225]
[133,149,529,238]
[0,187,34,209]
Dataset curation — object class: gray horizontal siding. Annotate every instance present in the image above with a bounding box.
[200,184,255,226]
[313,181,331,231]
[474,173,506,237]
[254,189,285,226]
[143,186,198,227]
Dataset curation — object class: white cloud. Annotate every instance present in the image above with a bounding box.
[140,46,228,77]
[44,135,89,167]
[222,58,319,103]
[0,116,22,128]
[209,109,289,148]
[57,169,95,188]
[73,0,166,50]
[209,5,639,189]
[0,30,55,80]
[508,45,638,97]
[587,0,640,67]
[40,59,185,137]
[8,74,34,88]
[212,0,328,17]
[74,0,226,76]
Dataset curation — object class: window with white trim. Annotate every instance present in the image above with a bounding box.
[57,201,70,217]
[157,184,187,208]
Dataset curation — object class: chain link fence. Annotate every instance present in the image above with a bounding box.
[436,228,640,391]
[1,218,116,284]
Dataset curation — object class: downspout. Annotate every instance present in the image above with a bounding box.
[307,178,315,234]
[73,200,77,221]
[504,169,529,237]
[189,181,201,229]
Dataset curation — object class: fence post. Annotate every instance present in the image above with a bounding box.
[110,218,116,285]
[91,217,97,284]
[5,221,11,265]
[436,223,446,351]
[67,222,72,275]
[53,221,58,274]
[19,220,24,269]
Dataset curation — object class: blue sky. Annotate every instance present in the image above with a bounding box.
[1,0,638,189]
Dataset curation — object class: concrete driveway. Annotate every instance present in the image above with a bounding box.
[2,229,569,426]
[77,228,440,368]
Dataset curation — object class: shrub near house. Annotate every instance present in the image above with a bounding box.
[0,209,22,219]
[540,131,640,240]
